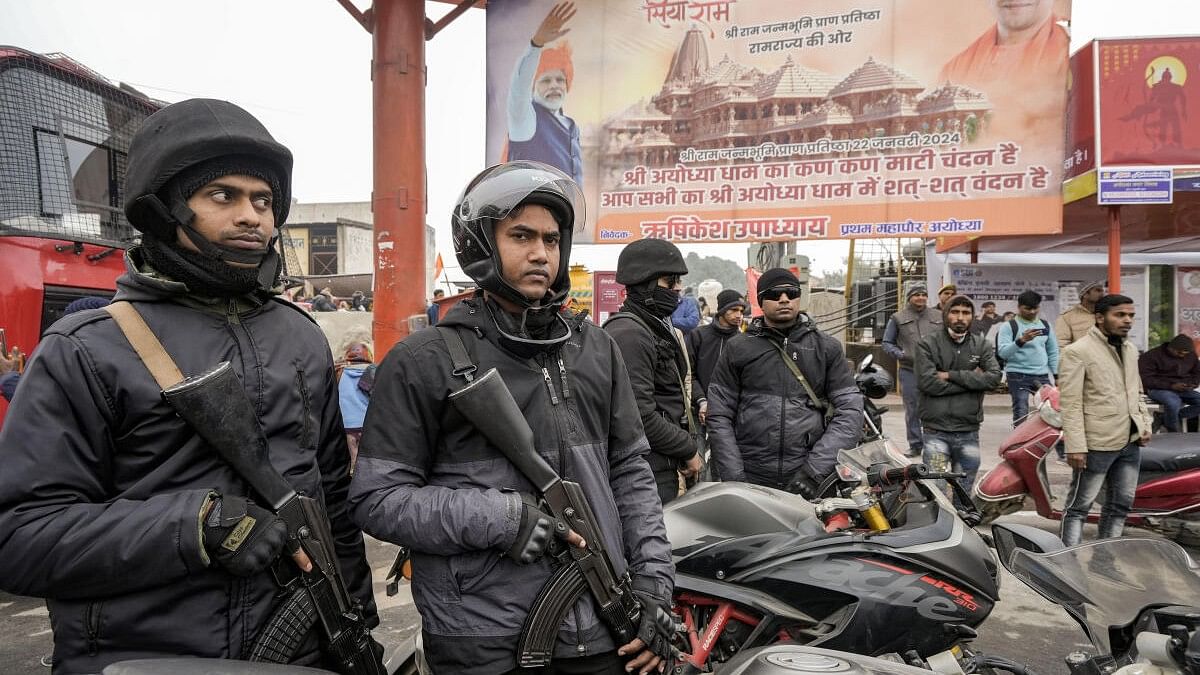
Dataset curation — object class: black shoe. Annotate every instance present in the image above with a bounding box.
[905,448,923,458]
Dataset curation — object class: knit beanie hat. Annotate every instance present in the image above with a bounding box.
[756,268,801,299]
[1079,280,1105,295]
[716,289,749,314]
[904,281,928,299]
[938,283,957,295]
[160,154,287,229]
[64,296,111,314]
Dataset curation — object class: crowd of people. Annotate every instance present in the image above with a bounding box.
[0,97,1195,675]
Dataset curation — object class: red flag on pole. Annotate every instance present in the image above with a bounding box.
[433,253,444,280]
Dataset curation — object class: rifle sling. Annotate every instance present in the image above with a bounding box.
[104,301,185,389]
[768,339,834,423]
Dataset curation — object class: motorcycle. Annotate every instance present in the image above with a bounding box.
[665,438,1010,672]
[991,522,1200,675]
[974,384,1200,546]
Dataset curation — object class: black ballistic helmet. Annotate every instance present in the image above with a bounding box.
[452,161,584,310]
[615,238,688,286]
[124,99,293,241]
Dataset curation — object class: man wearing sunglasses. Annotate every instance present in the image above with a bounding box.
[606,239,705,505]
[706,268,864,494]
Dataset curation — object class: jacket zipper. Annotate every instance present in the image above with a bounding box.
[778,336,787,486]
[538,354,568,475]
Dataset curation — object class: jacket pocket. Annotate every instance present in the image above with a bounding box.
[84,601,103,656]
[450,549,503,595]
[293,366,317,451]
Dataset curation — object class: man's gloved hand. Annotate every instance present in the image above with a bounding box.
[623,589,682,672]
[506,494,563,564]
[785,464,821,500]
[202,494,289,577]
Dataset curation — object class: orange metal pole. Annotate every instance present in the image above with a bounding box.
[371,0,427,356]
[1107,205,1121,293]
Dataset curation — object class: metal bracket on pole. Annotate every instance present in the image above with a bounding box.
[335,0,374,33]
[425,0,480,40]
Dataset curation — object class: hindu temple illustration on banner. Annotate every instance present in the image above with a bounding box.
[485,0,1072,243]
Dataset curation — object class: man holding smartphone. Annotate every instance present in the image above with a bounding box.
[997,290,1060,425]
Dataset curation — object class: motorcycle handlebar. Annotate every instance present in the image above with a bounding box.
[869,464,966,486]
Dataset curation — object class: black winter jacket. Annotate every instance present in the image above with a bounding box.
[914,330,1003,433]
[685,321,740,400]
[604,307,697,478]
[0,252,376,675]
[348,298,673,675]
[706,316,864,488]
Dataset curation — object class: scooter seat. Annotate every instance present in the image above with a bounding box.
[1140,434,1200,472]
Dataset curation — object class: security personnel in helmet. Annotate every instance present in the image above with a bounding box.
[604,239,704,505]
[0,99,379,673]
[348,161,677,675]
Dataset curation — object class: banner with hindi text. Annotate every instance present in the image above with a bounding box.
[486,0,1071,244]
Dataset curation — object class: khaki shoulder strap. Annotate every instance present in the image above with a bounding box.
[768,339,832,421]
[104,301,185,389]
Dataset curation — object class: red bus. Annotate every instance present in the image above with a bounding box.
[0,47,161,426]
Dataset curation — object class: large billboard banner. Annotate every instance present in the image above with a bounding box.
[487,0,1071,244]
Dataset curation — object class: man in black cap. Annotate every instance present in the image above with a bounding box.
[606,238,704,504]
[706,269,863,492]
[685,289,748,424]
[0,99,379,673]
[883,281,942,457]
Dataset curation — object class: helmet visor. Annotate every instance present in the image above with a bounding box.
[455,161,585,232]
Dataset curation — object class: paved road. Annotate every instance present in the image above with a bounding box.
[1,406,1194,674]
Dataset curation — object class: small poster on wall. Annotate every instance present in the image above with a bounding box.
[1178,267,1200,351]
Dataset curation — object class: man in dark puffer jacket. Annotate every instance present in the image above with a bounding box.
[706,269,864,491]
[0,99,378,674]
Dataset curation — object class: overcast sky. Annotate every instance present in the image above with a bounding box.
[2,0,1197,279]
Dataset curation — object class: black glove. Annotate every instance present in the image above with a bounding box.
[630,589,682,670]
[785,464,821,500]
[202,494,289,577]
[505,494,563,565]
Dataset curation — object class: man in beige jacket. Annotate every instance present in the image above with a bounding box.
[1055,279,1105,348]
[1058,294,1153,545]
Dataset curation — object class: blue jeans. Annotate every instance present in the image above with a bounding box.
[1148,388,1200,432]
[1060,442,1140,546]
[898,367,922,454]
[1007,372,1051,426]
[922,429,981,507]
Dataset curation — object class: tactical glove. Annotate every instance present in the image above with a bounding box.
[505,493,563,565]
[785,464,821,500]
[202,494,288,577]
[631,588,682,670]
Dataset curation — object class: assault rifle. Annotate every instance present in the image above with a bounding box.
[449,367,642,668]
[163,362,384,675]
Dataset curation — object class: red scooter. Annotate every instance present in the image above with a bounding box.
[974,384,1200,546]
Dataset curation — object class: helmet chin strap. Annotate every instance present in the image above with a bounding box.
[178,223,273,266]
[483,296,572,348]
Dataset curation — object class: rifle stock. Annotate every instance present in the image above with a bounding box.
[449,367,640,667]
[162,361,383,675]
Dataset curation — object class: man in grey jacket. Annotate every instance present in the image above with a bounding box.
[349,162,676,675]
[883,282,943,457]
[915,296,1002,503]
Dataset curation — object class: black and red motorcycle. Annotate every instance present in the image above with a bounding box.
[665,439,1014,673]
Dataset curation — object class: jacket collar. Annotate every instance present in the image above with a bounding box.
[113,248,272,316]
[748,314,814,341]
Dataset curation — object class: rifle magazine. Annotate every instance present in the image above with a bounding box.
[517,561,588,668]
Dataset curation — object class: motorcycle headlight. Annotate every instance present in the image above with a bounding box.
[1037,400,1062,429]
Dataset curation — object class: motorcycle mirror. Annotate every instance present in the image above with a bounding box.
[859,354,874,371]
[990,523,1065,569]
